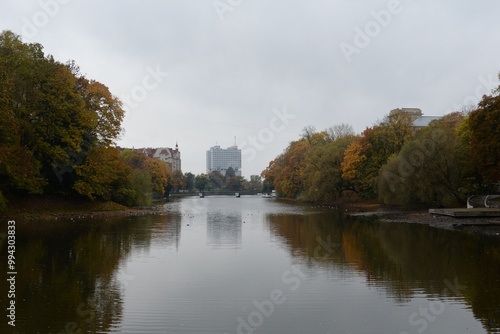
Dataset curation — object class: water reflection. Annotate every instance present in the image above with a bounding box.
[2,198,499,334]
[0,215,181,334]
[267,212,500,333]
[206,211,242,249]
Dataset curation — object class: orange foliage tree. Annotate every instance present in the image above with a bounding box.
[262,128,356,200]
[342,113,414,198]
[262,138,309,198]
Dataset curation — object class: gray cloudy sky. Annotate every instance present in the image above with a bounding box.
[2,0,500,177]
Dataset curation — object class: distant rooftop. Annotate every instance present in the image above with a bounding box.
[390,107,442,128]
[412,116,442,128]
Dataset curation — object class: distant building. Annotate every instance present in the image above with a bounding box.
[411,115,443,130]
[137,143,181,172]
[389,108,442,130]
[206,145,242,176]
[389,108,423,121]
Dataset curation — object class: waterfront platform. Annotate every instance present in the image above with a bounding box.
[429,208,500,218]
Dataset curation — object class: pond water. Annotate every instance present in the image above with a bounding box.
[1,196,499,334]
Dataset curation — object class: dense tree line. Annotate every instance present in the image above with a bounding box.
[262,78,500,207]
[3,31,497,210]
[0,31,174,210]
[261,124,358,200]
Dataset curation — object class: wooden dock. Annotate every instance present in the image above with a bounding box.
[429,208,500,218]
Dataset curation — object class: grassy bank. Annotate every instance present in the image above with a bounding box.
[168,192,198,198]
[0,195,153,220]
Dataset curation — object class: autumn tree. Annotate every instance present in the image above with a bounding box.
[301,135,357,202]
[378,113,471,207]
[261,154,283,193]
[73,146,129,200]
[342,113,414,198]
[144,158,171,196]
[119,150,172,204]
[128,169,153,206]
[262,127,355,199]
[272,139,309,198]
[75,74,124,147]
[466,76,500,189]
[0,31,129,208]
[0,32,47,197]
[171,170,185,192]
[0,31,89,193]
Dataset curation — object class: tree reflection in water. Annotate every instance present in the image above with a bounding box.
[0,215,181,334]
[266,211,500,333]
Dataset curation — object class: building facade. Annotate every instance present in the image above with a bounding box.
[389,108,423,121]
[206,145,242,176]
[137,143,181,172]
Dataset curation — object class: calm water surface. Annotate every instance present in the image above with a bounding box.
[1,196,499,334]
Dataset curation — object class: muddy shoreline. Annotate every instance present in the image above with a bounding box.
[347,207,500,236]
[0,195,167,221]
[0,207,165,221]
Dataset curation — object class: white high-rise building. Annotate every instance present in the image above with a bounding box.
[206,145,242,176]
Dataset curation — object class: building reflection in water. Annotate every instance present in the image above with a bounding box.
[206,211,242,249]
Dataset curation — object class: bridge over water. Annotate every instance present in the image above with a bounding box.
[198,190,259,196]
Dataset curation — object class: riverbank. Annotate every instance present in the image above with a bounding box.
[2,195,500,237]
[0,195,163,221]
[268,197,499,232]
[346,205,500,236]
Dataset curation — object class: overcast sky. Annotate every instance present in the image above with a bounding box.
[2,0,500,177]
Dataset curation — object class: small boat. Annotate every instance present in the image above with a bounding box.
[262,193,272,198]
